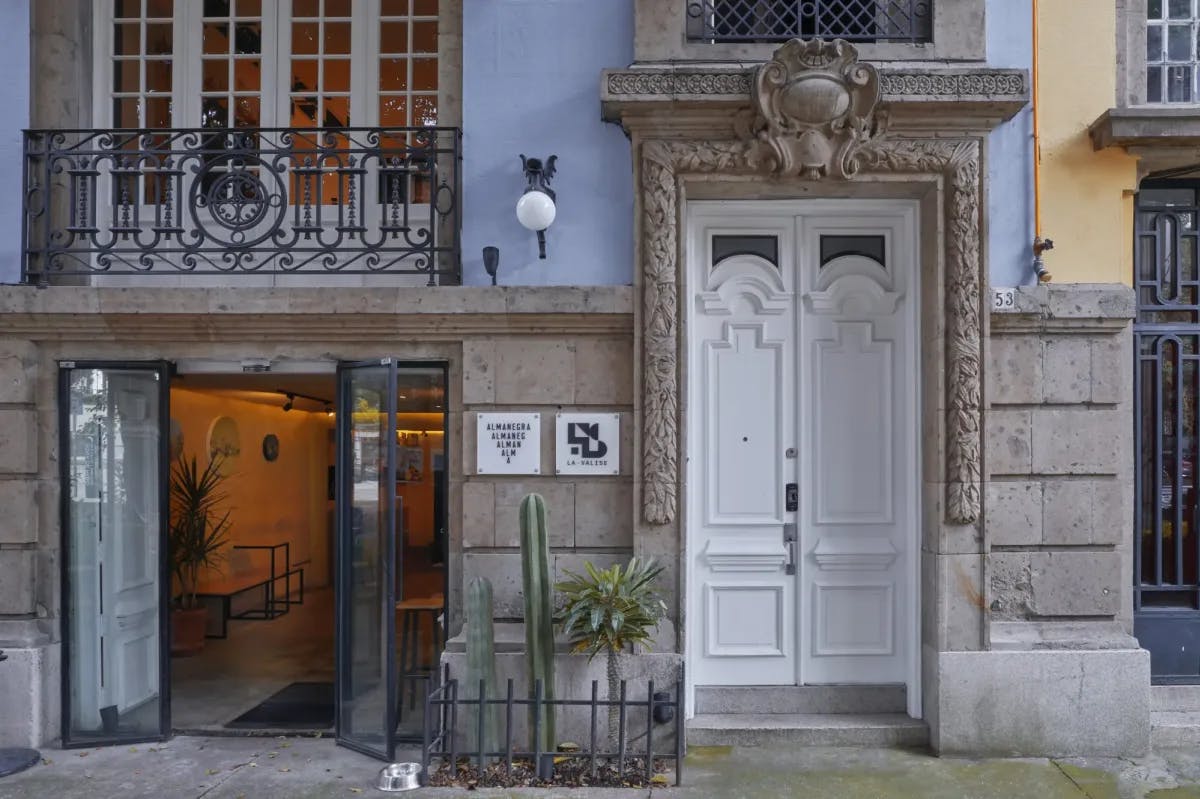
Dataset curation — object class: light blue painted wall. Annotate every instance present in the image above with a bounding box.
[986,0,1036,288]
[461,0,635,286]
[0,0,28,285]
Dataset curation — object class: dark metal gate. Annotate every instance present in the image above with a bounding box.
[1134,181,1200,683]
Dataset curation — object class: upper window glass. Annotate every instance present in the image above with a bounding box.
[1147,0,1200,103]
[686,0,933,44]
[102,0,440,129]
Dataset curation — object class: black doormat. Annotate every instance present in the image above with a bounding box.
[225,681,334,730]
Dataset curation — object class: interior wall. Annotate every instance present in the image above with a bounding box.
[396,423,446,601]
[169,387,334,589]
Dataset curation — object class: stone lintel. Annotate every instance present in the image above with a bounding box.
[1090,106,1200,149]
[0,286,635,341]
[1089,106,1200,176]
[989,620,1139,651]
[601,66,1030,133]
[990,283,1135,335]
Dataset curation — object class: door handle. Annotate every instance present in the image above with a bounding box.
[783,523,797,575]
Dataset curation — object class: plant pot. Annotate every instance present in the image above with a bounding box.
[171,606,208,657]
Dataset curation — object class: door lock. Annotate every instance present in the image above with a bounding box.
[785,482,798,512]
[783,523,798,575]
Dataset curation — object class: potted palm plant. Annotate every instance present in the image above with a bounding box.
[169,453,232,656]
[556,557,667,747]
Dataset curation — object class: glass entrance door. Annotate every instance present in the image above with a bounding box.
[335,360,399,759]
[61,362,170,747]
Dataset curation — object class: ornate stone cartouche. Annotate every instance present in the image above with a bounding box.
[747,38,884,180]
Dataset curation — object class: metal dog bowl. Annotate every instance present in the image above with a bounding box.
[377,761,422,792]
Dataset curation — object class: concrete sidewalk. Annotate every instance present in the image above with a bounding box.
[3,736,1200,799]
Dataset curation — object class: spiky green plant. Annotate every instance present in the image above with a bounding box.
[465,577,500,759]
[169,453,232,610]
[519,493,556,752]
[556,557,667,747]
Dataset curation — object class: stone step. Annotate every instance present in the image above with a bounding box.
[1151,685,1200,712]
[694,685,906,715]
[1152,711,1200,748]
[686,713,929,748]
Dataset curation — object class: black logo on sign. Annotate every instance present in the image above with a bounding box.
[567,422,608,459]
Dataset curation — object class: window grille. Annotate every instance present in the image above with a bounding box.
[1147,0,1200,103]
[685,0,932,44]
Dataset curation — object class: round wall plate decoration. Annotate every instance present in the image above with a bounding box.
[262,433,280,462]
[207,416,242,475]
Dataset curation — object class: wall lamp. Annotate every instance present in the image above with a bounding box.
[517,154,557,259]
[483,246,500,285]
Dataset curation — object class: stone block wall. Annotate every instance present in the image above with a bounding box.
[457,336,636,626]
[932,284,1151,757]
[0,338,53,747]
[985,285,1135,631]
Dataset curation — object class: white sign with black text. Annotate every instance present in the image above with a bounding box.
[476,413,541,475]
[555,413,620,475]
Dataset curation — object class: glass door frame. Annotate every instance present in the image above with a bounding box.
[335,358,399,760]
[58,360,172,749]
[334,358,451,758]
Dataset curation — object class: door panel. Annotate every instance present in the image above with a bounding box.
[798,215,917,686]
[335,360,398,760]
[689,217,797,686]
[62,362,170,747]
[688,203,919,700]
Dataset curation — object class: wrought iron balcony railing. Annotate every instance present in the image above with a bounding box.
[22,127,461,284]
[686,0,933,44]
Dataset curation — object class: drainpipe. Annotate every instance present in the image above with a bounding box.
[1032,0,1053,283]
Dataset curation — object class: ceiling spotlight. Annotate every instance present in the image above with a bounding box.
[324,404,334,417]
[282,393,294,412]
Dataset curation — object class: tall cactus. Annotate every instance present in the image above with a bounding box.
[465,577,500,759]
[520,493,556,752]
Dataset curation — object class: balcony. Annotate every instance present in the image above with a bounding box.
[22,127,461,286]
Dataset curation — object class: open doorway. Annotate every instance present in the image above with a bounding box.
[164,367,448,740]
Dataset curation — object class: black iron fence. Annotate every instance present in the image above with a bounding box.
[22,126,461,284]
[421,669,685,787]
[686,0,933,43]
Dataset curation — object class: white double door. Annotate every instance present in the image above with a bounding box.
[688,201,920,710]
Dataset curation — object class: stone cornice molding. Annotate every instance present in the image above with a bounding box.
[637,135,983,527]
[602,65,1029,132]
[0,286,635,340]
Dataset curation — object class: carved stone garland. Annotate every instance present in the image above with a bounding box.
[638,136,983,526]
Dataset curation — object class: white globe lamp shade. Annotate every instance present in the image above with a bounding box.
[516,190,556,231]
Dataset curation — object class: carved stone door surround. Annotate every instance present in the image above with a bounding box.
[601,39,1030,532]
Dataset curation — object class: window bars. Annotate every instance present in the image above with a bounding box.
[421,667,686,787]
[22,126,462,284]
[686,0,933,44]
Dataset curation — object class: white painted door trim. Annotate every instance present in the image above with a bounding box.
[684,199,922,720]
